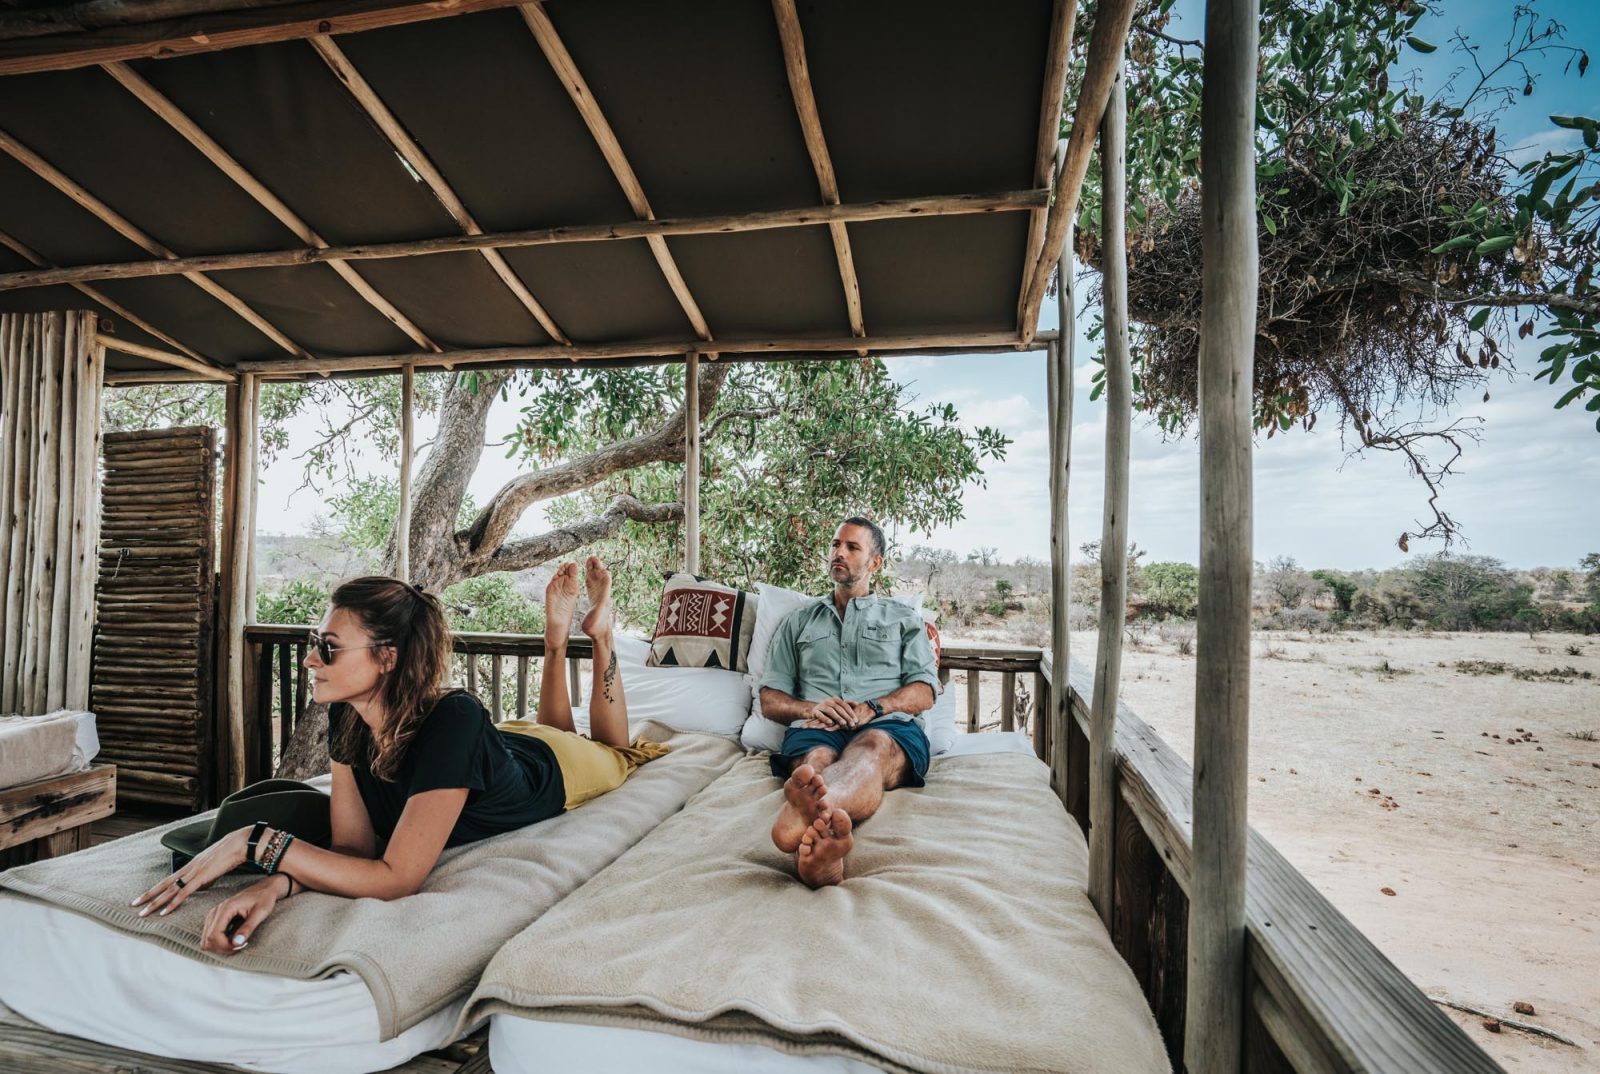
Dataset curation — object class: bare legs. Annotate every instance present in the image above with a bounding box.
[770,730,911,888]
[538,557,628,748]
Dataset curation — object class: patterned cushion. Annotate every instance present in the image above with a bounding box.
[646,573,758,672]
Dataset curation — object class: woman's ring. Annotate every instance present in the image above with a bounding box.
[176,878,187,889]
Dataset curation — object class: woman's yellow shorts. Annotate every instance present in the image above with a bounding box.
[496,721,669,811]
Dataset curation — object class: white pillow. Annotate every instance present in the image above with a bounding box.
[581,633,750,738]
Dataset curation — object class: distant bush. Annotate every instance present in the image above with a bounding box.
[257,578,331,625]
[1258,606,1334,633]
[442,574,544,635]
[1140,562,1199,619]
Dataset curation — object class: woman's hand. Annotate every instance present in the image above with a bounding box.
[199,876,287,955]
[132,826,251,918]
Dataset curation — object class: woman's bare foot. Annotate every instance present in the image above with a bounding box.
[772,764,830,852]
[544,563,579,647]
[580,555,614,642]
[796,809,852,888]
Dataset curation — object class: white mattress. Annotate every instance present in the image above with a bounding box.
[0,709,98,789]
[0,894,474,1074]
[487,730,1038,1074]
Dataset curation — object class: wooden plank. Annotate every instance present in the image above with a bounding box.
[518,0,712,343]
[308,34,568,344]
[964,668,979,733]
[0,128,303,356]
[0,765,116,851]
[999,670,1015,732]
[771,0,865,347]
[396,363,414,580]
[94,334,233,381]
[489,656,503,721]
[568,656,581,707]
[1031,669,1046,743]
[277,639,293,760]
[515,655,529,719]
[683,356,700,574]
[1017,0,1137,342]
[1186,0,1260,1063]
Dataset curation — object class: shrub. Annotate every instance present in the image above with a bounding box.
[1141,561,1199,619]
[257,577,332,626]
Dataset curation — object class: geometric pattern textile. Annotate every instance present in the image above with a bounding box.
[646,573,757,673]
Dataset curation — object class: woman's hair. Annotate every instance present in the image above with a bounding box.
[327,576,453,782]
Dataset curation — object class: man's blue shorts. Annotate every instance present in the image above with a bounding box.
[770,719,931,787]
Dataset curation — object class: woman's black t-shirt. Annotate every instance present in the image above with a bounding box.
[328,691,566,848]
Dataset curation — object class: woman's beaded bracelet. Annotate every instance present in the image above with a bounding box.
[265,833,295,875]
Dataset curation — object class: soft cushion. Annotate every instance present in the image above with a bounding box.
[590,634,752,738]
[646,574,758,673]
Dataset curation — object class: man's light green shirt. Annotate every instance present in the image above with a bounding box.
[759,596,939,725]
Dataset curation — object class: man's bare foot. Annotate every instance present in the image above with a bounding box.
[772,763,829,852]
[796,808,852,888]
[544,563,579,646]
[580,555,613,641]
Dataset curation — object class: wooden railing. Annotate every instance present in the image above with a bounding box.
[242,627,1052,776]
[241,625,1492,1073]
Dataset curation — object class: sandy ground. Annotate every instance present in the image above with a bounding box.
[951,628,1600,1073]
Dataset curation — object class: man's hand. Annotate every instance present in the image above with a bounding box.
[802,699,878,730]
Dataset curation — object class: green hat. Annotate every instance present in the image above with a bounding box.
[161,779,332,874]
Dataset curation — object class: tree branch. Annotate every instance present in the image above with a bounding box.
[460,362,730,566]
[1133,19,1202,51]
[1330,270,1600,318]
[485,495,685,574]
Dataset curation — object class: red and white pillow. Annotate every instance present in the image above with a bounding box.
[646,573,758,673]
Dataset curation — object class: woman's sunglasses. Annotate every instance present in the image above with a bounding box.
[308,631,387,665]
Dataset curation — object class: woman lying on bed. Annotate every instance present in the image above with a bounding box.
[130,555,659,955]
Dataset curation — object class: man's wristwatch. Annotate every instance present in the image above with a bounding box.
[864,698,885,720]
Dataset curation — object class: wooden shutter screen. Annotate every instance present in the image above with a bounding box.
[93,427,217,811]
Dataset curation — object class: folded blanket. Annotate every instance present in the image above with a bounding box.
[0,722,741,1042]
[463,751,1170,1074]
[0,711,95,790]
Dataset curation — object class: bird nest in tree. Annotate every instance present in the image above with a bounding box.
[1079,114,1533,441]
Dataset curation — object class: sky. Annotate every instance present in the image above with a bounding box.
[256,0,1600,572]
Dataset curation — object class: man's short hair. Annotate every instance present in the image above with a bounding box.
[840,516,886,559]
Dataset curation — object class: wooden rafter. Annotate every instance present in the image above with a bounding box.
[95,334,235,382]
[771,0,864,349]
[0,190,1045,292]
[518,1,713,343]
[0,0,532,76]
[100,60,439,353]
[0,127,307,356]
[233,328,1057,376]
[1020,0,1078,299]
[0,224,219,366]
[307,35,571,345]
[1017,0,1137,343]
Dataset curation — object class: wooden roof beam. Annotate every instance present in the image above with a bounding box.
[771,0,864,353]
[0,224,221,368]
[0,126,308,356]
[0,0,530,76]
[234,328,1059,376]
[1021,0,1078,292]
[0,190,1046,292]
[96,334,236,381]
[1016,0,1136,344]
[307,35,571,345]
[518,1,713,345]
[100,60,440,353]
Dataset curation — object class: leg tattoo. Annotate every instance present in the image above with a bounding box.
[603,649,617,704]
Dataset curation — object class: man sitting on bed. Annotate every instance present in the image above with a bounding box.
[760,516,939,887]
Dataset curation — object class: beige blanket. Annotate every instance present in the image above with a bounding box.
[463,752,1171,1074]
[0,723,741,1042]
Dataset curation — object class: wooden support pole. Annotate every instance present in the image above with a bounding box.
[1018,0,1138,342]
[396,363,414,581]
[683,356,700,575]
[1186,0,1260,1064]
[1022,0,1078,283]
[222,373,259,793]
[1000,670,1016,732]
[1047,223,1075,799]
[1087,66,1129,929]
[965,669,980,733]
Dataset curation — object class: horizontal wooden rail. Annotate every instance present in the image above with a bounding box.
[1038,654,1499,1073]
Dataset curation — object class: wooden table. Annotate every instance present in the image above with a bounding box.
[0,764,116,869]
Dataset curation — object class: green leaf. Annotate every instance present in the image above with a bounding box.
[1467,308,1491,332]
[1264,214,1278,236]
[1474,235,1515,256]
[1405,35,1436,53]
[1429,235,1476,254]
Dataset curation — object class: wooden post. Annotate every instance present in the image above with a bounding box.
[396,363,414,581]
[965,669,980,733]
[222,372,259,793]
[1088,65,1130,928]
[1187,0,1260,1064]
[1047,196,1075,800]
[684,355,700,575]
[1000,670,1016,732]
